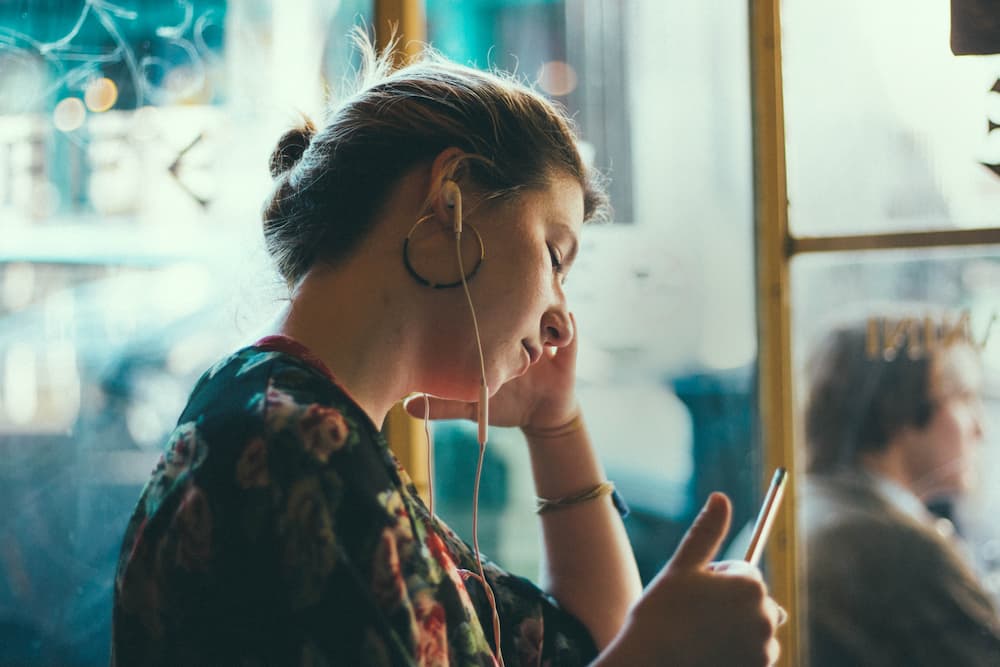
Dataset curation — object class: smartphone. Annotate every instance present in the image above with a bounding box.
[743,467,788,567]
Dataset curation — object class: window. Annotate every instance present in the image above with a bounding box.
[783,1,1000,236]
[0,2,372,664]
[782,1,1000,663]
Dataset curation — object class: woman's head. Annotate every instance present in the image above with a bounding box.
[262,32,609,288]
[803,310,985,496]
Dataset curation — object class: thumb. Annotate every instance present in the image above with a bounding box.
[667,492,732,572]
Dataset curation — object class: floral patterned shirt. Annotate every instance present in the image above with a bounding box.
[112,336,597,666]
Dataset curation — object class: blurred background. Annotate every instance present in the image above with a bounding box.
[0,1,998,665]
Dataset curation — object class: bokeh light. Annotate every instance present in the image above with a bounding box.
[84,77,119,112]
[53,97,86,132]
[537,61,578,97]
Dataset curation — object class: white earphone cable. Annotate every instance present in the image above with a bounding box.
[423,392,434,517]
[455,213,504,667]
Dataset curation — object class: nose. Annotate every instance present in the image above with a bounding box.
[965,393,986,444]
[540,308,574,348]
[973,402,986,443]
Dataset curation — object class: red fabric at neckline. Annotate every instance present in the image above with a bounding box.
[252,334,381,434]
[253,334,337,382]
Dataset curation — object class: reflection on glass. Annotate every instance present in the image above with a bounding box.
[793,248,1000,665]
[0,2,374,664]
[84,78,119,113]
[783,0,1000,235]
[52,97,86,132]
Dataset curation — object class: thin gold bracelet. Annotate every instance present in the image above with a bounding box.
[521,412,584,439]
[535,481,615,514]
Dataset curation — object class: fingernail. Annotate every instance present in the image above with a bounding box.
[777,606,788,626]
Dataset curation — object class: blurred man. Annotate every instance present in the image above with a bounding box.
[800,311,1000,666]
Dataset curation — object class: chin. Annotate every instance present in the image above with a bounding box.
[956,471,977,496]
[930,475,973,502]
[423,375,483,404]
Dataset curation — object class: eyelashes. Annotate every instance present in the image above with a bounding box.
[548,244,567,284]
[547,244,563,271]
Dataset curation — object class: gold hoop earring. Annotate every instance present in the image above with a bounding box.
[402,214,485,289]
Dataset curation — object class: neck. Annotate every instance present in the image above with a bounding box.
[860,443,921,500]
[274,266,418,428]
[262,165,453,427]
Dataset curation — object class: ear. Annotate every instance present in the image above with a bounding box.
[886,424,925,468]
[428,147,469,224]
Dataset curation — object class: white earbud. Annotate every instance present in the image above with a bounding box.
[441,179,462,234]
[478,382,488,445]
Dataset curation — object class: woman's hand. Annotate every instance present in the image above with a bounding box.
[405,314,645,647]
[404,313,581,430]
[596,493,784,667]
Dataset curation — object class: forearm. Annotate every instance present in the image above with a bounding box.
[523,415,642,649]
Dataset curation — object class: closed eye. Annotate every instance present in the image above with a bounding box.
[548,244,566,282]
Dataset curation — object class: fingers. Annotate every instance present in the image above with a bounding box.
[767,637,782,666]
[760,590,787,628]
[775,603,788,627]
[752,591,784,666]
[710,560,786,629]
[402,394,476,421]
[667,492,732,571]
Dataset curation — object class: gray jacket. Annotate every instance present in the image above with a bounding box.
[802,472,1000,666]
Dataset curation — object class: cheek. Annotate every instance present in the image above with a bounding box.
[950,404,980,441]
[502,257,549,309]
[932,408,975,462]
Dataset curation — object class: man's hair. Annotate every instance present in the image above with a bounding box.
[802,311,975,473]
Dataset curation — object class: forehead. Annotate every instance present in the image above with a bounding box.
[930,344,983,397]
[521,172,585,230]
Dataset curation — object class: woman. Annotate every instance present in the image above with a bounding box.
[112,34,782,666]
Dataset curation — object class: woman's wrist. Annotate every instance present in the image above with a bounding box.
[521,409,584,439]
[535,480,630,518]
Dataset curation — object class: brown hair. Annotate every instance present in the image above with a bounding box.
[802,312,977,473]
[262,32,610,286]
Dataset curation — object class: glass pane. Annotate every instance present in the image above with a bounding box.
[0,2,371,664]
[782,0,1000,236]
[427,0,763,583]
[792,247,1000,664]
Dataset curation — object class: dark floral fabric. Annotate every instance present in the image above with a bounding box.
[112,337,597,666]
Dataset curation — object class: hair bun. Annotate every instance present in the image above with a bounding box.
[269,117,317,177]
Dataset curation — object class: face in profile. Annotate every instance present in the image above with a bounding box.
[426,171,584,400]
[902,343,985,500]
